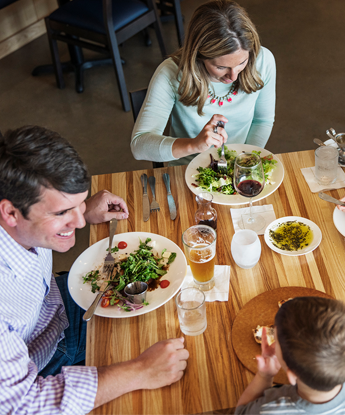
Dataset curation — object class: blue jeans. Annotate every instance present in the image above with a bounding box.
[38,273,87,377]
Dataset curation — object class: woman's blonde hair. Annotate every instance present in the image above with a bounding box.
[171,0,263,115]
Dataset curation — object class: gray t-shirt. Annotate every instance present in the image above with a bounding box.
[235,384,345,414]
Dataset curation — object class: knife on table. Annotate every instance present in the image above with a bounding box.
[163,173,177,220]
[318,192,345,207]
[141,173,150,221]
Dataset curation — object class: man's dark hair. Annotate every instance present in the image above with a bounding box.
[0,125,90,218]
[275,296,345,391]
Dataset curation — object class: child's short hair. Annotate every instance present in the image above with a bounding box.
[275,296,345,391]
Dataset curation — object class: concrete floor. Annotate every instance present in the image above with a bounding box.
[1,0,345,272]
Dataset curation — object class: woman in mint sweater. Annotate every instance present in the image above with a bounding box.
[131,0,276,166]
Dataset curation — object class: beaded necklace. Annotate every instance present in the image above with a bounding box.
[208,81,238,106]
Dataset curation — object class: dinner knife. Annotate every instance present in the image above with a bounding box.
[141,174,150,221]
[162,173,177,220]
[318,192,345,207]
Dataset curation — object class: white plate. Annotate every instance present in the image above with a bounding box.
[185,144,285,205]
[333,207,345,236]
[264,216,322,256]
[68,232,187,318]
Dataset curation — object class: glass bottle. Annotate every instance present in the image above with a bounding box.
[194,192,217,230]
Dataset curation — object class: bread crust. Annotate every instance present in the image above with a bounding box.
[252,324,275,346]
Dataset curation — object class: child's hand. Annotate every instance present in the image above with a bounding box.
[256,327,281,379]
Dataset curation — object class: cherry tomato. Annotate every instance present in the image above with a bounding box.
[103,290,113,298]
[160,280,170,289]
[118,241,127,249]
[112,299,120,305]
[101,298,110,308]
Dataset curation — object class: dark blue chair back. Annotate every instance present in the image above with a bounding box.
[0,0,18,8]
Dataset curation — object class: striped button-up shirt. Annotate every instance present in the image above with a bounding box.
[0,226,98,414]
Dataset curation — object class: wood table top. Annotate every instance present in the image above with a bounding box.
[86,149,345,415]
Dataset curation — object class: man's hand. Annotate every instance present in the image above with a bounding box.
[84,190,129,224]
[94,338,189,408]
[134,338,189,389]
[256,327,281,380]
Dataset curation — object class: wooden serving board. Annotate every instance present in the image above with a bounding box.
[231,287,334,384]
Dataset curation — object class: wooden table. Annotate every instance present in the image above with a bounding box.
[86,150,345,415]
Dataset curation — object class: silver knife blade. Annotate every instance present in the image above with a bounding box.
[141,174,150,221]
[318,192,345,207]
[162,173,177,220]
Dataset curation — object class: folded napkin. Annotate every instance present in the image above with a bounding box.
[301,166,345,193]
[230,204,276,235]
[180,265,230,301]
[324,138,338,148]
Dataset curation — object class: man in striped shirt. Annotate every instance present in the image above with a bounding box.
[235,297,345,414]
[0,126,189,414]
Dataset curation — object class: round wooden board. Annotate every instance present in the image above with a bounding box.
[231,287,334,384]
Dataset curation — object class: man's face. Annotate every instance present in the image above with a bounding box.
[14,187,88,252]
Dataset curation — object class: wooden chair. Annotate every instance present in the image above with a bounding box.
[129,88,164,169]
[42,0,167,112]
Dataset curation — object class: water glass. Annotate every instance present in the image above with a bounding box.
[231,230,261,269]
[175,288,207,336]
[315,146,338,186]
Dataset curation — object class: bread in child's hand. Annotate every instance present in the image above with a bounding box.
[278,298,293,308]
[253,325,275,346]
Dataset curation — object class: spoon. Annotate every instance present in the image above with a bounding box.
[313,138,326,147]
[318,192,345,207]
[326,128,344,151]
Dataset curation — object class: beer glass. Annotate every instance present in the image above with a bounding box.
[182,224,217,291]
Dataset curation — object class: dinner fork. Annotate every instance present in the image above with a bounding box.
[83,280,110,321]
[102,218,117,275]
[148,176,160,212]
[214,121,227,174]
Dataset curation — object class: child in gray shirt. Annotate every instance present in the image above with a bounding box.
[235,297,345,414]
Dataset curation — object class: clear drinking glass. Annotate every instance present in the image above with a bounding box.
[182,224,217,291]
[315,146,338,185]
[231,230,261,269]
[175,288,207,336]
[233,152,265,232]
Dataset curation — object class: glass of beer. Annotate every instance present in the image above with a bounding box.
[182,224,217,291]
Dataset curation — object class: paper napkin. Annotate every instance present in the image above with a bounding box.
[180,265,230,301]
[230,204,276,235]
[301,166,345,193]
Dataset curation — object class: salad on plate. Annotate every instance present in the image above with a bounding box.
[192,146,277,195]
[82,237,176,312]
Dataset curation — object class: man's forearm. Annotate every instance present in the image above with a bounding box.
[94,360,143,408]
[236,373,273,407]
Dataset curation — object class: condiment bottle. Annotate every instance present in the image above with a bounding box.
[194,192,217,230]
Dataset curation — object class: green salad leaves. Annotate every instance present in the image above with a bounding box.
[83,238,176,293]
[193,147,277,195]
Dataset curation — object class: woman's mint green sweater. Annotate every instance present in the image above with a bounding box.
[131,47,276,166]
